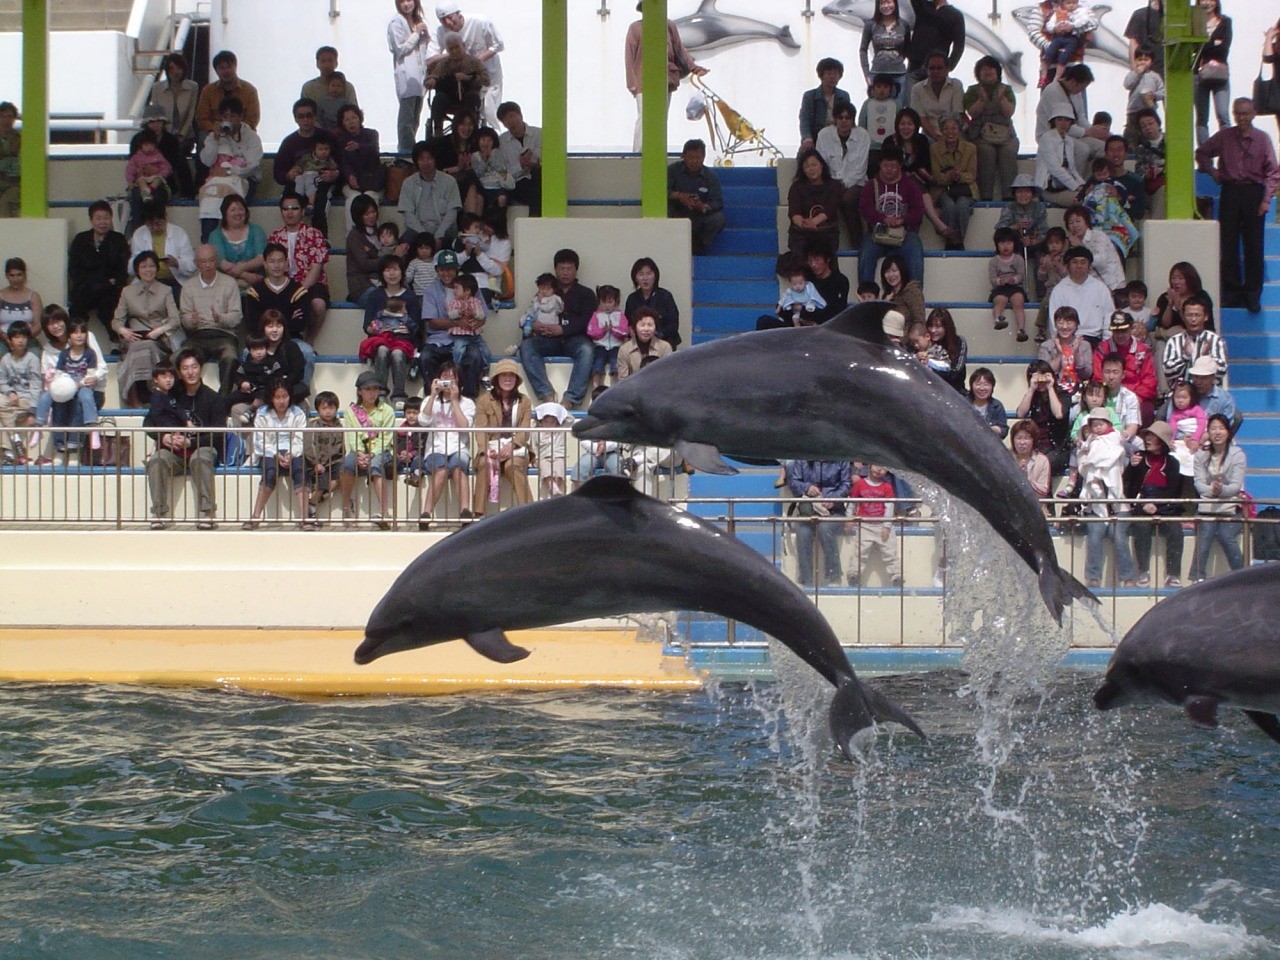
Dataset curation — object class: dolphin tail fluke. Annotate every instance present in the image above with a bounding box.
[1038,553,1098,625]
[466,629,531,663]
[861,680,927,740]
[829,676,925,760]
[1244,711,1280,746]
[1005,51,1026,88]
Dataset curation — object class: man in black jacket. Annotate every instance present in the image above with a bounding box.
[67,200,129,334]
[905,0,966,91]
[144,348,227,529]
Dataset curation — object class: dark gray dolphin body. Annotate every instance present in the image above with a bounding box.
[1094,564,1280,745]
[572,301,1095,624]
[356,475,924,759]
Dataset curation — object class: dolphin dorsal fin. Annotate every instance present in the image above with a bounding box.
[821,301,897,346]
[574,475,642,501]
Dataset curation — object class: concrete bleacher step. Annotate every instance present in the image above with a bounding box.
[1240,416,1280,441]
[709,228,779,255]
[693,254,775,280]
[693,278,781,306]
[1223,361,1280,387]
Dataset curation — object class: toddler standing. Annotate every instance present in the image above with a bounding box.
[845,463,902,587]
[404,234,439,295]
[587,284,630,389]
[532,401,570,498]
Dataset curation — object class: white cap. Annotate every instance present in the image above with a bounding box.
[436,2,461,18]
[534,402,569,424]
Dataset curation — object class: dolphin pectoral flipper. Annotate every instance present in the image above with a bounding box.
[1184,695,1222,728]
[676,441,738,475]
[1243,711,1280,746]
[466,630,531,664]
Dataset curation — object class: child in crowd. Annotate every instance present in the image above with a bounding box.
[776,267,827,327]
[0,321,40,462]
[1070,379,1118,441]
[1077,405,1135,588]
[845,463,902,588]
[417,362,475,528]
[244,378,311,529]
[519,272,562,344]
[228,333,273,426]
[1123,280,1152,332]
[1035,226,1070,341]
[906,320,951,377]
[377,222,402,259]
[587,284,630,390]
[339,369,396,529]
[856,281,880,301]
[292,139,340,218]
[1091,112,1113,136]
[471,127,516,211]
[446,273,489,370]
[305,390,345,519]
[396,395,427,485]
[1043,0,1093,84]
[1166,379,1206,477]
[996,174,1047,294]
[316,72,350,131]
[532,401,569,499]
[989,227,1029,341]
[126,131,173,204]
[1079,158,1139,259]
[575,385,623,486]
[51,319,101,453]
[404,233,439,296]
[858,75,899,172]
[1122,46,1165,145]
[359,295,417,401]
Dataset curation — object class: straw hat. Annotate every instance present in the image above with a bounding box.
[1188,356,1219,378]
[491,358,524,386]
[1086,407,1112,423]
[1139,420,1174,448]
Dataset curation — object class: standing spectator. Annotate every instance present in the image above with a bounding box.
[496,101,542,216]
[208,194,266,291]
[968,367,1008,439]
[274,99,340,235]
[787,459,851,587]
[398,142,462,247]
[624,257,682,349]
[112,251,179,407]
[930,116,977,250]
[129,200,196,298]
[846,463,904,588]
[815,102,869,247]
[909,52,964,141]
[624,0,707,152]
[1163,294,1227,385]
[1097,312,1157,425]
[1266,21,1280,155]
[860,0,911,106]
[964,56,1018,201]
[905,0,965,92]
[0,103,16,218]
[148,53,199,197]
[1016,359,1072,472]
[799,58,853,152]
[859,146,925,285]
[388,0,431,152]
[1035,64,1107,172]
[859,74,901,160]
[1196,98,1280,313]
[1189,414,1246,582]
[1038,306,1093,399]
[1192,0,1232,146]
[301,46,358,106]
[667,139,725,255]
[0,259,43,354]
[787,149,844,255]
[519,248,596,409]
[67,200,129,331]
[145,348,226,529]
[1125,420,1187,588]
[1078,407,1136,589]
[427,2,505,129]
[1049,247,1113,346]
[179,244,242,394]
[1124,0,1164,74]
[267,193,331,345]
[1122,46,1166,146]
[195,50,260,137]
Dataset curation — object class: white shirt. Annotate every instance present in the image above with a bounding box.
[909,78,965,129]
[1035,80,1088,141]
[129,223,196,283]
[429,14,504,86]
[1034,129,1084,191]
[815,124,870,188]
[1048,273,1114,339]
[423,394,476,456]
[499,126,542,183]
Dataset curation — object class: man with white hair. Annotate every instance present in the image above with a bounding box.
[427,2,504,129]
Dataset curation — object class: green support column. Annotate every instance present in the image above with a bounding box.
[640,0,669,217]
[541,0,568,218]
[20,0,49,218]
[1163,0,1205,221]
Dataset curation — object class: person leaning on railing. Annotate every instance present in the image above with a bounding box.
[1189,413,1247,582]
[1124,420,1189,588]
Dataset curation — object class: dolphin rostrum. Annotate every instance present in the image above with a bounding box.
[356,475,924,759]
[1094,564,1280,745]
[572,301,1095,624]
[675,0,800,53]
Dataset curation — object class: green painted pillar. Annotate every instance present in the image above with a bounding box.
[541,0,568,218]
[640,0,669,217]
[1162,0,1204,221]
[20,0,48,218]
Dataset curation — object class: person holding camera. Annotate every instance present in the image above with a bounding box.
[197,96,262,204]
[418,360,475,528]
[1015,358,1073,474]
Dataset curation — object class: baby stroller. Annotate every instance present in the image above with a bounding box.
[688,76,783,167]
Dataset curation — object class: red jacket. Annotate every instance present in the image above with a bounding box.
[1095,338,1156,403]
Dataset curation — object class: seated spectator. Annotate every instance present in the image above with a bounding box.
[144,348,227,529]
[0,258,43,355]
[259,309,311,407]
[345,194,389,308]
[208,194,267,290]
[1189,414,1247,583]
[880,254,925,329]
[1041,0,1095,85]
[1015,358,1072,472]
[130,200,196,297]
[1038,305,1093,400]
[1096,312,1157,424]
[988,227,1029,341]
[361,255,421,405]
[1063,206,1125,296]
[858,146,925,285]
[532,401,570,498]
[800,57,853,152]
[0,320,39,461]
[815,102,869,247]
[667,138,725,255]
[243,377,312,529]
[1034,109,1086,204]
[67,200,129,333]
[968,367,1008,439]
[427,33,488,137]
[617,307,672,379]
[471,358,532,517]
[1163,293,1226,385]
[275,99,339,218]
[429,111,484,216]
[179,244,243,394]
[334,105,385,231]
[1125,420,1187,587]
[930,116,977,250]
[786,458,851,587]
[1188,355,1240,433]
[519,249,596,409]
[443,272,491,397]
[303,45,358,102]
[196,96,263,240]
[1048,245,1113,346]
[857,281,881,301]
[267,193,331,344]
[195,50,261,137]
[417,361,475,528]
[1034,227,1068,342]
[624,257,681,349]
[997,175,1048,288]
[496,101,542,217]
[1132,108,1167,217]
[769,264,827,330]
[845,463,901,588]
[31,307,103,456]
[305,390,345,518]
[340,370,396,529]
[418,250,463,387]
[910,52,965,141]
[1068,378,1119,444]
[1099,352,1142,447]
[787,148,844,255]
[1010,419,1052,506]
[147,53,199,198]
[124,129,173,235]
[112,251,180,407]
[1122,279,1152,332]
[1076,157,1139,261]
[1102,134,1148,223]
[964,56,1019,201]
[1166,379,1206,476]
[397,141,462,248]
[925,307,967,392]
[1078,406,1136,589]
[48,318,104,454]
[1151,260,1212,395]
[802,242,850,323]
[227,332,272,427]
[1034,64,1106,172]
[454,212,512,305]
[471,126,515,214]
[246,242,315,388]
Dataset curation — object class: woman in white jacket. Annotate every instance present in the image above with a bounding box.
[244,379,312,529]
[389,0,432,153]
[1189,413,1247,581]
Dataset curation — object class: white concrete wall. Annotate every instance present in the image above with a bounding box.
[0,32,131,132]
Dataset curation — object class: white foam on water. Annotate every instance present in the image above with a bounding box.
[928,903,1268,958]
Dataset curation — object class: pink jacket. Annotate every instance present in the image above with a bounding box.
[587,309,631,350]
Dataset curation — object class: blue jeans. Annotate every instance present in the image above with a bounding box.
[1190,516,1245,580]
[1084,515,1135,585]
[574,449,621,480]
[50,386,99,450]
[1193,76,1230,146]
[794,516,843,585]
[858,230,924,286]
[451,335,493,398]
[519,334,594,407]
[592,345,620,377]
[295,339,316,393]
[261,454,305,490]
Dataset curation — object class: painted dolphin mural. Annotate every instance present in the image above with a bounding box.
[1011,3,1131,71]
[1094,564,1280,746]
[821,0,1027,87]
[355,475,925,759]
[572,301,1097,624]
[674,0,800,53]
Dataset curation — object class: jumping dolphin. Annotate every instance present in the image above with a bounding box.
[675,0,800,53]
[572,301,1095,624]
[355,475,924,759]
[1094,564,1280,746]
[821,0,1027,87]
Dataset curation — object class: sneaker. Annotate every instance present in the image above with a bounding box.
[1164,575,1182,587]
[1015,330,1029,342]
[993,317,1009,330]
[371,512,390,530]
[150,519,173,530]
[1135,574,1150,587]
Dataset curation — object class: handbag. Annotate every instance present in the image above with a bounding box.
[81,418,131,467]
[873,222,906,246]
[1254,66,1280,117]
[979,121,1012,146]
[1197,61,1229,85]
[383,159,414,203]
